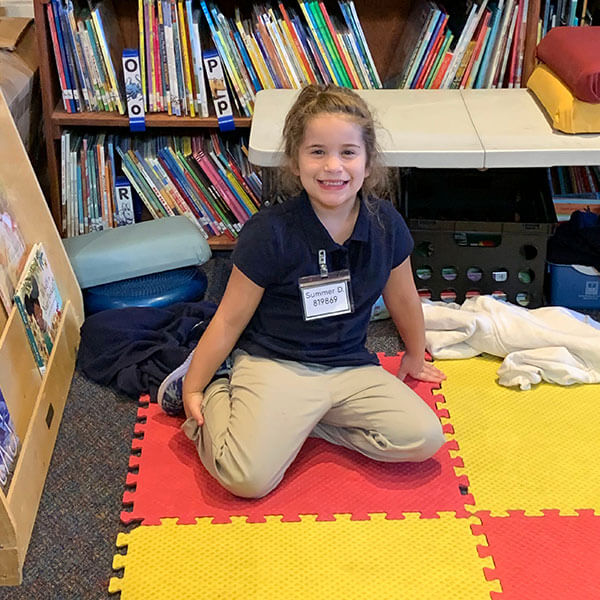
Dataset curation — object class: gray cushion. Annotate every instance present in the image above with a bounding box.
[63,217,212,289]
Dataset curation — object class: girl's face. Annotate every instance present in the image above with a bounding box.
[293,114,369,215]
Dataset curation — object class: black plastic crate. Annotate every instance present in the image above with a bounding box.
[401,168,557,308]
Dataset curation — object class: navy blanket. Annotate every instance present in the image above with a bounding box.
[77,301,217,401]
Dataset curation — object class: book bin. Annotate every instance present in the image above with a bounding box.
[401,167,557,308]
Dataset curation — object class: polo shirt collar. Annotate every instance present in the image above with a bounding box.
[296,190,371,253]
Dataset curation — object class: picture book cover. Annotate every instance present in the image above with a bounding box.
[0,387,19,489]
[0,208,27,314]
[13,243,63,374]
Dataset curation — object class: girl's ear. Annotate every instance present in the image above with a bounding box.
[290,159,300,177]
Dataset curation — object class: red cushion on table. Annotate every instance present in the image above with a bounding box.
[536,26,600,103]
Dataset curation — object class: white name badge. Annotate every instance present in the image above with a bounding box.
[299,269,353,321]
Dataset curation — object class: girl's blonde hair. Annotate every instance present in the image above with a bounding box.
[279,84,389,201]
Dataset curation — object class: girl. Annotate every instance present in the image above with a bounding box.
[158,84,446,498]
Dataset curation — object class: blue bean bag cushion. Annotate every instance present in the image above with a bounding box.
[83,266,208,315]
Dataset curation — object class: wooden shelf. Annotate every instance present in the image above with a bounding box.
[207,234,235,251]
[50,105,252,133]
[249,88,600,169]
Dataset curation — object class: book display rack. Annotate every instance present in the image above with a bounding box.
[0,91,84,585]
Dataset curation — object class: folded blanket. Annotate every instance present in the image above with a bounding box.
[423,295,600,390]
[536,26,600,103]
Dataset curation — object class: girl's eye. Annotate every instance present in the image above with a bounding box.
[343,150,356,156]
[311,149,324,155]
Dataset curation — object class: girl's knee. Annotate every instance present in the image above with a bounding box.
[407,418,446,462]
[373,415,445,463]
[214,462,279,499]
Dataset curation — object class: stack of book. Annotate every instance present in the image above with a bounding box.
[138,0,381,117]
[48,0,381,116]
[539,0,593,34]
[398,0,532,89]
[60,131,262,239]
[47,0,126,113]
[548,166,600,221]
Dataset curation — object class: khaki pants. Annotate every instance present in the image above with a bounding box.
[182,350,445,498]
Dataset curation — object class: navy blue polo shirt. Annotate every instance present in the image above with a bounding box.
[232,192,414,367]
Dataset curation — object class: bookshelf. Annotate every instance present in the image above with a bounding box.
[32,0,542,249]
[0,90,84,585]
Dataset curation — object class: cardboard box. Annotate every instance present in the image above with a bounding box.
[0,17,39,151]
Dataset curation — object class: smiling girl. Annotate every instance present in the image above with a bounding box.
[158,84,446,498]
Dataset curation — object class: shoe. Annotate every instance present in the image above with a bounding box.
[157,352,232,416]
[157,351,194,416]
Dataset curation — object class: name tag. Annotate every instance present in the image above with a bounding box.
[299,270,353,321]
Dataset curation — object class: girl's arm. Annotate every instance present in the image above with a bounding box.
[382,257,446,384]
[183,265,265,423]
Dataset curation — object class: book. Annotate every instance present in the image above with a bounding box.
[440,0,483,88]
[0,210,27,314]
[412,11,449,89]
[47,1,73,112]
[0,387,19,490]
[87,0,126,113]
[13,243,63,375]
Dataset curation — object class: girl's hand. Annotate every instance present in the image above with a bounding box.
[397,353,447,384]
[183,390,205,426]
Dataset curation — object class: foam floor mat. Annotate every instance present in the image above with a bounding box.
[122,353,471,524]
[110,513,499,599]
[111,352,600,599]
[436,354,600,515]
[474,510,600,599]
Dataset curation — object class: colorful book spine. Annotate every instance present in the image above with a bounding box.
[54,0,82,111]
[411,11,448,89]
[414,17,448,89]
[138,0,147,111]
[47,2,72,112]
[319,1,358,87]
[91,6,125,113]
[308,1,350,86]
[340,0,381,87]
[194,147,248,224]
[188,4,209,116]
[177,0,196,117]
[424,31,453,88]
[278,3,317,84]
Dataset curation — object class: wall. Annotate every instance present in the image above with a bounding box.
[0,1,33,18]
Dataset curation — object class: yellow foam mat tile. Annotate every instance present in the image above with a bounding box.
[109,514,500,599]
[436,355,600,515]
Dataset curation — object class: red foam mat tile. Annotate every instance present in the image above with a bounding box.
[122,353,470,524]
[474,510,600,599]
